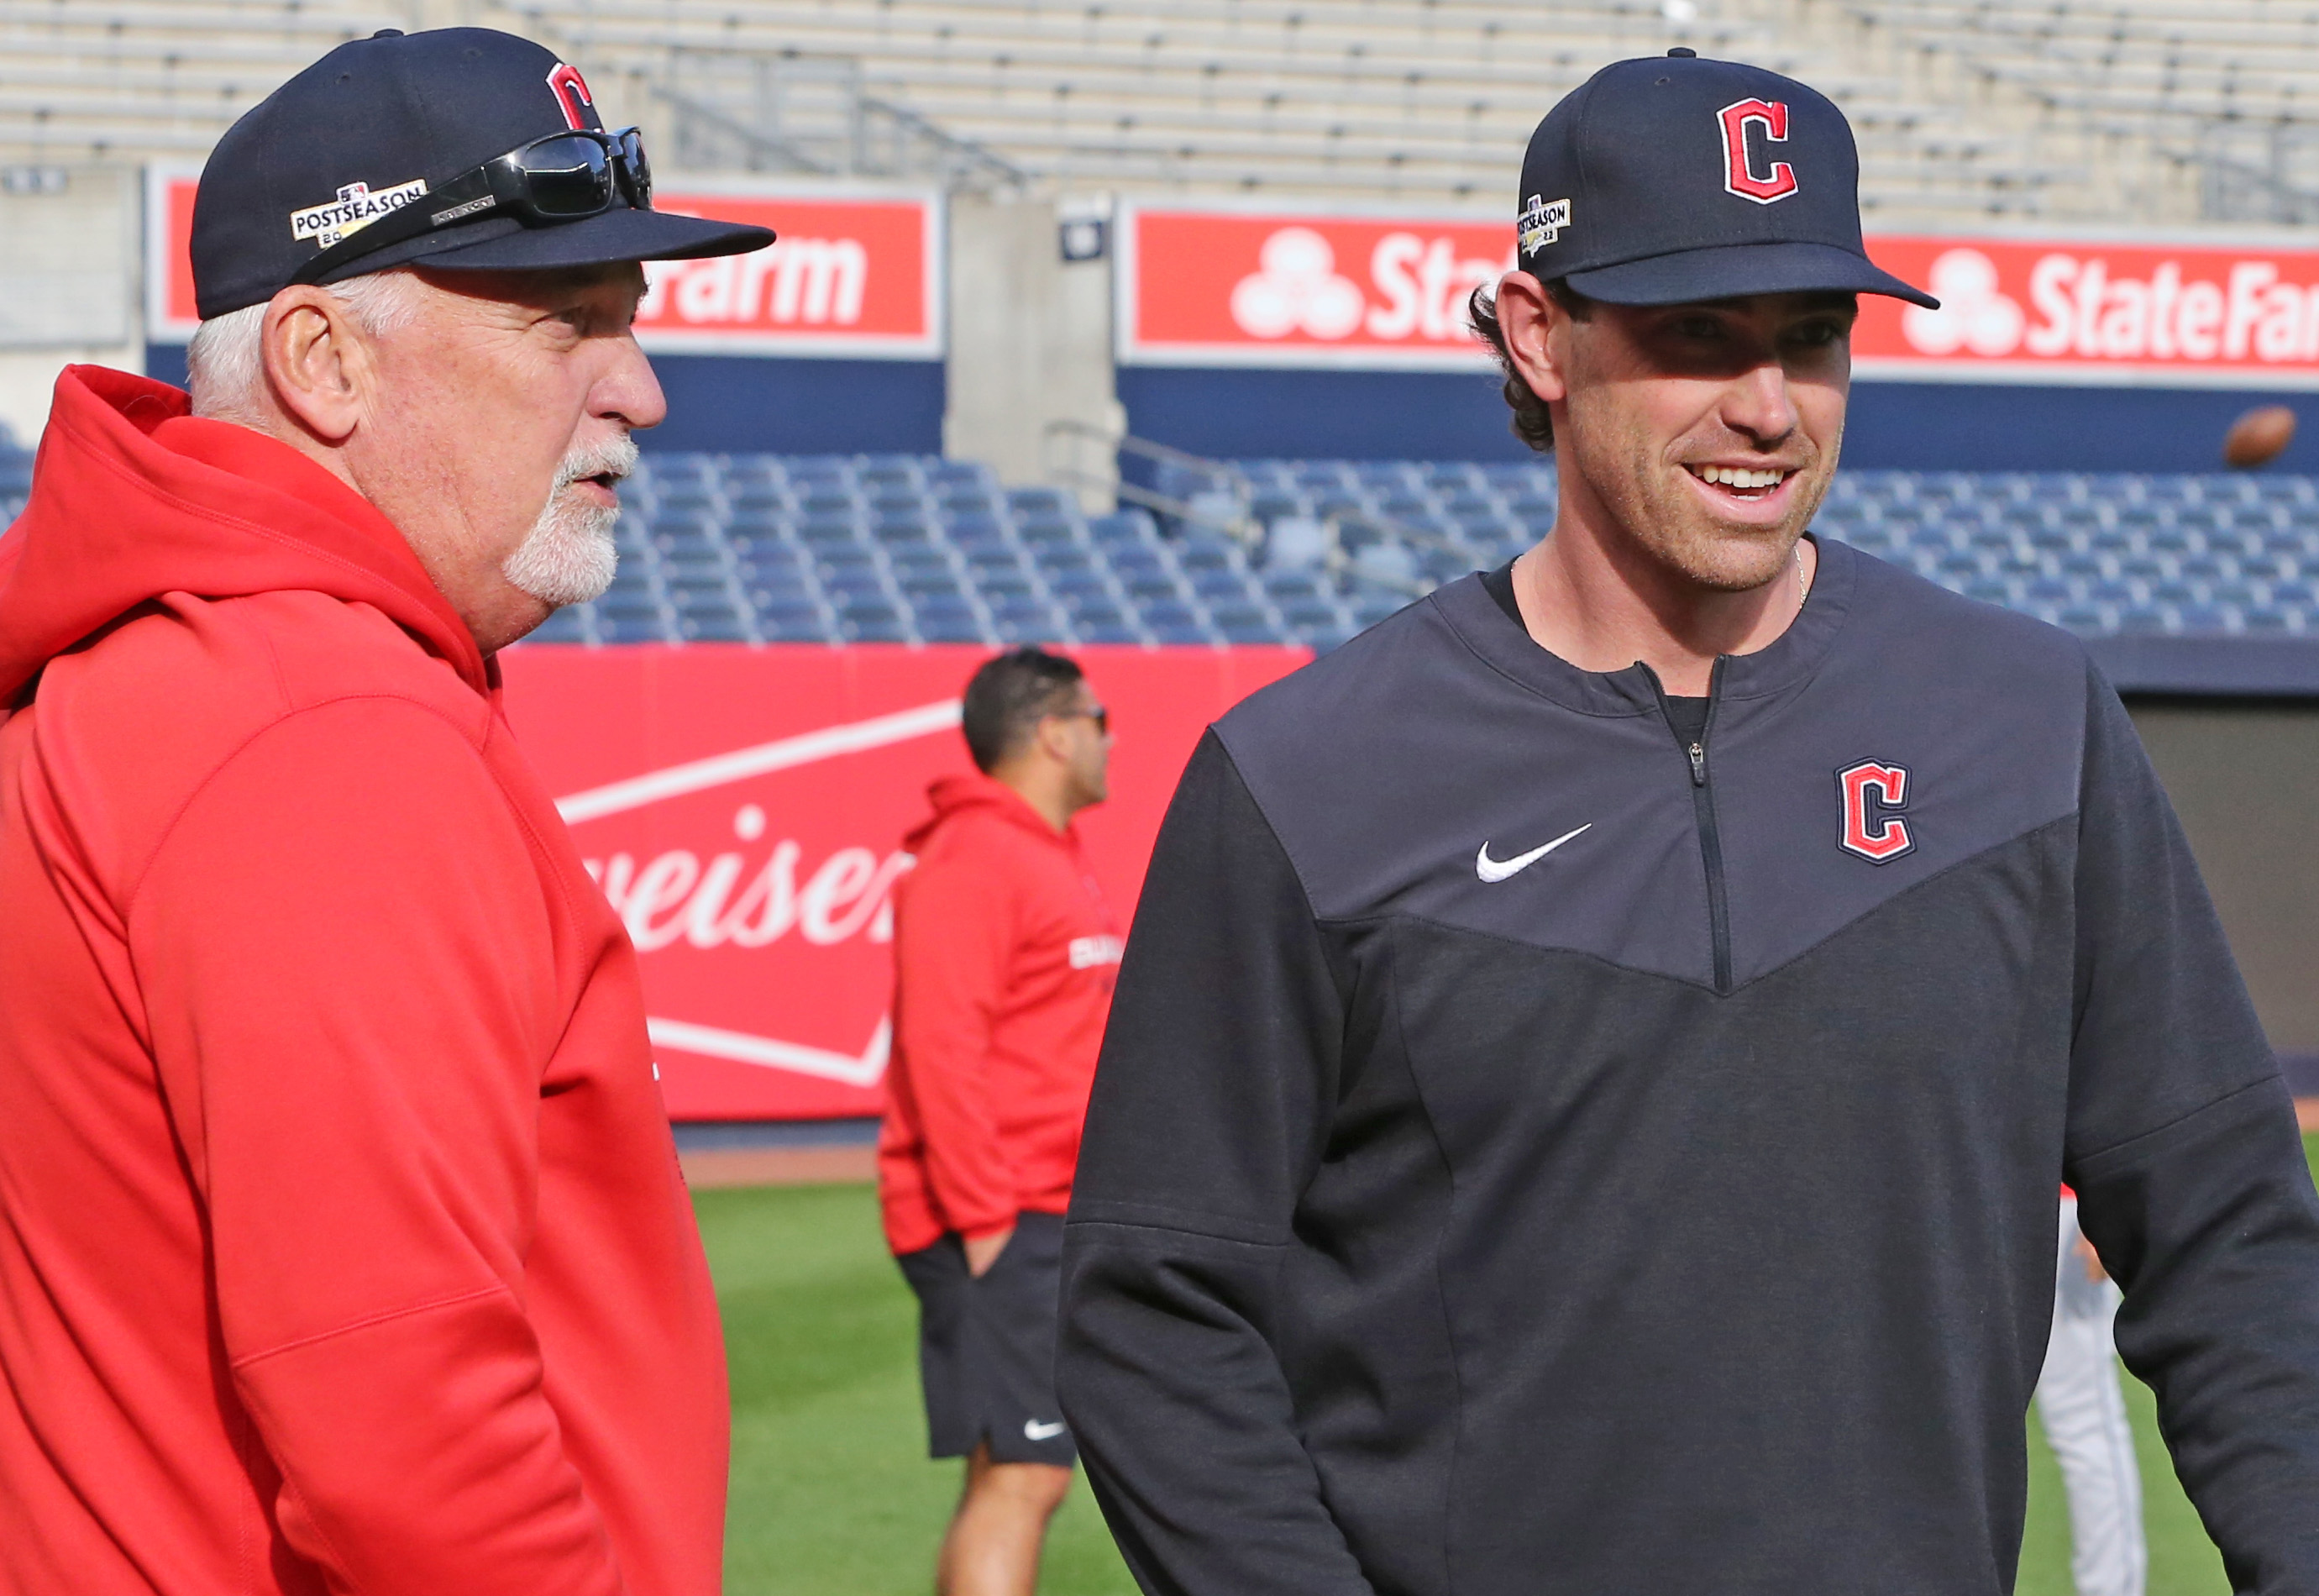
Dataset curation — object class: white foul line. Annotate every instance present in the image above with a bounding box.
[648,1016,892,1089]
[556,699,963,823]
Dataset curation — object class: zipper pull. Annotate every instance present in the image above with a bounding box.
[1688,742,1707,786]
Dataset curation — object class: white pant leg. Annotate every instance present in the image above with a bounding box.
[2033,1196,2146,1596]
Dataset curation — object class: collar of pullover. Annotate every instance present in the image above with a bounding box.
[1430,533,1858,718]
[911,771,1080,852]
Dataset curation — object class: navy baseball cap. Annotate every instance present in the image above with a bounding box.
[190,28,773,320]
[1515,50,1935,310]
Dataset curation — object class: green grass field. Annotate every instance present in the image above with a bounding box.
[701,1133,2319,1595]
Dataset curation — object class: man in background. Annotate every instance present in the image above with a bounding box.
[2038,1189,2147,1596]
[0,29,769,1594]
[879,645,1121,1596]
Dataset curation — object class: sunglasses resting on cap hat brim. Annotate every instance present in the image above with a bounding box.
[306,204,769,287]
[1561,239,1938,311]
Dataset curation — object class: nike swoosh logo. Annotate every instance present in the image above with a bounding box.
[1476,823,1592,883]
[1023,1419,1068,1441]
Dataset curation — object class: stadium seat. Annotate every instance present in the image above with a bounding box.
[0,438,2259,655]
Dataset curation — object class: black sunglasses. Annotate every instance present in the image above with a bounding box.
[1057,704,1110,736]
[290,125,653,286]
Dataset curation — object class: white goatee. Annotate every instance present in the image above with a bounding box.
[502,434,637,607]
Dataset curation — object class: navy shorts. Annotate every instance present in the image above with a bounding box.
[895,1210,1076,1467]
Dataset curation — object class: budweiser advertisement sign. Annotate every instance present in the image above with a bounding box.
[1116,204,2319,389]
[501,644,1304,1121]
[1118,202,1512,370]
[1855,233,2319,387]
[147,167,943,358]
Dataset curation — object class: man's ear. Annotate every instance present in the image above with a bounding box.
[260,285,375,446]
[1493,270,1572,407]
[1031,713,1072,765]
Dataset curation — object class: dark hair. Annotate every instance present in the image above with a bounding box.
[961,646,1085,773]
[1467,276,1592,454]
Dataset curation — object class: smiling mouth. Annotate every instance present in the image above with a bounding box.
[1685,463,1795,501]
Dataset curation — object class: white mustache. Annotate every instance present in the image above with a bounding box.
[553,434,640,496]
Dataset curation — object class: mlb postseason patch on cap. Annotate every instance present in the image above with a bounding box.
[288,179,432,249]
[1518,195,1571,256]
[1514,50,1935,310]
[191,27,770,320]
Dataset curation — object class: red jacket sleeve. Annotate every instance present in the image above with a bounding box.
[892,832,1020,1240]
[130,698,629,1596]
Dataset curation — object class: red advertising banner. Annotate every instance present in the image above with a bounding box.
[499,643,1306,1121]
[145,165,202,342]
[1855,233,2319,388]
[1118,202,1513,370]
[1117,204,2319,390]
[634,184,942,359]
[145,167,942,359]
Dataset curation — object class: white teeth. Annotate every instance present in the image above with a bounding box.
[1691,465,1788,490]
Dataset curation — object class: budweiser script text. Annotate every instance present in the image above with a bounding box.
[581,804,913,953]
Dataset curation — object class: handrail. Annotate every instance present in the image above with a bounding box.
[1045,420,1467,550]
[1046,460,1256,544]
[856,91,1031,190]
[651,83,835,176]
[1042,420,1436,596]
[648,52,1030,192]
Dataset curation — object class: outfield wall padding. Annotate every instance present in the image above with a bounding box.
[501,643,1305,1121]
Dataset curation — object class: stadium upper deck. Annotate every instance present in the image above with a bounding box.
[521,0,2054,218]
[0,1,402,157]
[1808,0,2319,220]
[2,0,2295,223]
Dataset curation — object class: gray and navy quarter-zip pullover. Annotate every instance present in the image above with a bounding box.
[1057,536,2319,1596]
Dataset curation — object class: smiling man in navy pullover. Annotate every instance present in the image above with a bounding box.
[1057,53,2319,1596]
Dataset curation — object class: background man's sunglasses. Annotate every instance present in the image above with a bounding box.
[290,126,652,286]
[1052,705,1110,736]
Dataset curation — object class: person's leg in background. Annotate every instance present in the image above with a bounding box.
[2034,1194,2147,1596]
[934,1213,1078,1595]
[937,1444,1074,1596]
[900,1234,1068,1594]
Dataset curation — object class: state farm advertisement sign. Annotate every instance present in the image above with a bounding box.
[634,182,942,359]
[147,166,942,358]
[1118,202,1512,370]
[500,644,1304,1121]
[1855,233,2319,387]
[1117,205,2319,389]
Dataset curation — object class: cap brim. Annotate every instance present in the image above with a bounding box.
[1563,240,1938,309]
[314,205,772,286]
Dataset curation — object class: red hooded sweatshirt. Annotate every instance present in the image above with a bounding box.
[0,369,727,1596]
[877,773,1122,1256]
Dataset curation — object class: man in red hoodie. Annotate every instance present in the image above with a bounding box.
[879,645,1122,1596]
[0,29,771,1596]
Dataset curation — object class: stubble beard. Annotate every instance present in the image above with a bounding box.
[1566,397,1839,595]
[501,434,638,608]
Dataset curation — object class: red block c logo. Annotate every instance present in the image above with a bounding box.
[1718,98,1798,204]
[1839,761,1915,863]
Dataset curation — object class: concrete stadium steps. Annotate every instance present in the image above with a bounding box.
[502,0,2068,217]
[1786,0,2319,218]
[0,0,2175,219]
[0,0,403,160]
